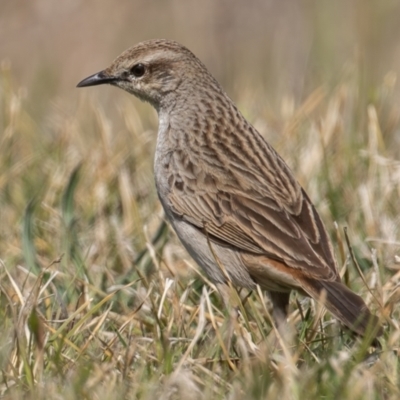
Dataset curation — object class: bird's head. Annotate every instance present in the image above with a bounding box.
[77,39,206,110]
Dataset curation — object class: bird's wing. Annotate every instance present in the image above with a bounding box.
[167,133,338,281]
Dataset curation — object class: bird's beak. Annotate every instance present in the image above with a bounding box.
[77,70,118,88]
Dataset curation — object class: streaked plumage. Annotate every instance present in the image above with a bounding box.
[78,39,381,339]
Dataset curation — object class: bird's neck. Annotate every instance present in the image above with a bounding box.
[158,80,238,140]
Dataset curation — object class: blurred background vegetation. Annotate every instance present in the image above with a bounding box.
[0,1,399,399]
[3,0,400,108]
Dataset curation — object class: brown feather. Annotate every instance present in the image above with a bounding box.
[300,278,383,337]
[78,39,382,339]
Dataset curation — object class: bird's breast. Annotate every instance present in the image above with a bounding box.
[154,112,179,215]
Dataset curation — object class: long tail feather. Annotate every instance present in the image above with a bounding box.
[300,278,382,338]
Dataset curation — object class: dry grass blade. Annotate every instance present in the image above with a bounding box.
[175,286,206,371]
[0,24,399,397]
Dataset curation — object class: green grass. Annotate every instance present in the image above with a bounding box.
[0,59,399,399]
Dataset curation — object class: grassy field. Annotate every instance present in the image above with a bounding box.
[1,43,400,399]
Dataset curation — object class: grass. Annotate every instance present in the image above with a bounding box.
[0,57,399,400]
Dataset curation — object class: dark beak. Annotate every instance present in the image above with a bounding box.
[77,70,118,88]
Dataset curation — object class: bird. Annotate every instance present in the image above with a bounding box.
[77,39,382,339]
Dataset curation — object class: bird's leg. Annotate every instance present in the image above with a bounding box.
[268,291,294,344]
[269,291,290,327]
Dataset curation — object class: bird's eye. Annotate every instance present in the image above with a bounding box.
[130,63,146,78]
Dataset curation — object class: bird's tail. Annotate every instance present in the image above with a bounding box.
[300,278,382,338]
